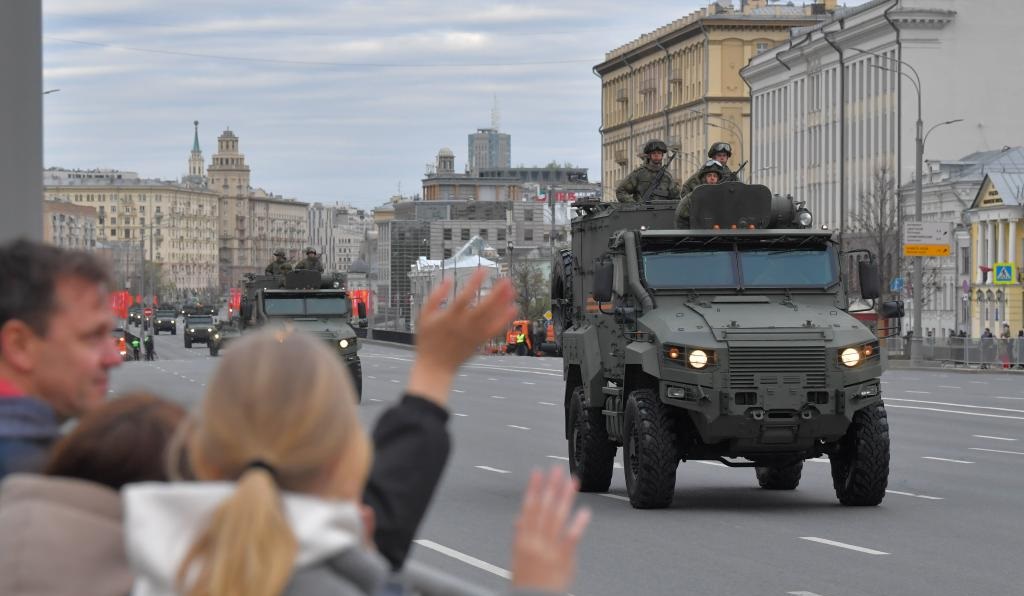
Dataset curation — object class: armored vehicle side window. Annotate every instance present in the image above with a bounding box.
[642,250,736,288]
[306,297,350,316]
[739,247,837,288]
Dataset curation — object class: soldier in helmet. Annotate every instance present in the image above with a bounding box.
[294,247,324,273]
[615,139,682,202]
[675,160,727,229]
[680,142,734,197]
[265,249,292,275]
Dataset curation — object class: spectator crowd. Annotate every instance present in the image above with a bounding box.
[0,239,591,596]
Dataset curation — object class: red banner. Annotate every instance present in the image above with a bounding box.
[228,288,242,315]
[110,290,131,319]
[349,289,371,316]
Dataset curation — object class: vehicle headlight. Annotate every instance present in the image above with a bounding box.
[189,328,194,333]
[213,333,220,340]
[797,208,813,228]
[339,339,349,349]
[839,341,879,367]
[207,328,212,332]
[688,349,709,369]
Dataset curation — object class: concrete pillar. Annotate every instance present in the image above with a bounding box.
[0,1,42,243]
[976,222,984,284]
[1010,220,1018,266]
[988,220,996,276]
[997,219,1006,264]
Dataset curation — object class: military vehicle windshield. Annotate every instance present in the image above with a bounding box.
[264,295,350,317]
[187,316,214,324]
[642,242,837,290]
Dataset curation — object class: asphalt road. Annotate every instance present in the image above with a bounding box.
[110,325,1023,596]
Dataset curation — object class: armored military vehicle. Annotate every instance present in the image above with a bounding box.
[239,269,363,401]
[183,314,215,348]
[552,182,903,509]
[152,309,178,335]
[208,317,242,357]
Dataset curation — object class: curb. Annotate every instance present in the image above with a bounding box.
[361,337,416,352]
[887,361,1024,375]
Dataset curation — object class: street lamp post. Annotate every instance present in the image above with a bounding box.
[853,48,963,364]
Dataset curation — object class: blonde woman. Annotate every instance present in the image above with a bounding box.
[125,272,590,596]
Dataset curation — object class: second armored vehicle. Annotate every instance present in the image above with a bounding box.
[152,309,178,335]
[553,183,903,509]
[183,314,215,348]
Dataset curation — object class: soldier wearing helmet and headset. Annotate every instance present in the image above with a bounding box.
[615,139,682,202]
[680,141,734,197]
[675,159,728,229]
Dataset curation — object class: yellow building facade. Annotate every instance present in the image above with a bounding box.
[967,173,1024,336]
[595,1,832,200]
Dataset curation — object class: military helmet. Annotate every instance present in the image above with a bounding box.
[708,142,732,158]
[642,139,669,155]
[273,249,286,257]
[305,246,317,255]
[699,159,727,178]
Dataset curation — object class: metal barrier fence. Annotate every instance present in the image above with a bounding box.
[883,336,1024,369]
[368,329,415,345]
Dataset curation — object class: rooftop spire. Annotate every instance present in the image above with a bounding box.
[192,120,201,153]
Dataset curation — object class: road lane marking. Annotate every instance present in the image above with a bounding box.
[547,455,569,461]
[799,537,889,555]
[522,381,536,385]
[904,390,931,394]
[922,456,974,464]
[788,592,827,596]
[453,413,468,417]
[693,460,727,467]
[969,380,989,384]
[885,490,943,501]
[938,385,962,389]
[887,398,1024,413]
[452,389,465,394]
[887,405,1024,421]
[414,539,510,580]
[488,378,498,381]
[390,379,400,383]
[992,396,1024,400]
[973,435,1017,441]
[475,465,510,474]
[367,375,376,379]
[538,401,557,406]
[599,493,631,502]
[507,425,531,431]
[969,447,1024,456]
[369,398,382,402]
[459,374,468,377]
[490,395,507,400]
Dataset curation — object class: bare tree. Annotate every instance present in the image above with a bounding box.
[510,262,549,321]
[849,167,901,298]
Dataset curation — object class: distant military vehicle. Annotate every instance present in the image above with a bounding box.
[152,308,178,335]
[208,318,242,357]
[552,182,903,509]
[183,314,215,348]
[239,269,363,401]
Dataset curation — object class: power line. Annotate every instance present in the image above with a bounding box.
[45,37,598,69]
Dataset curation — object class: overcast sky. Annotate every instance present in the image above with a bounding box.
[43,1,859,211]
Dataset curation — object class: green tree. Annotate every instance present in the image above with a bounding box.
[511,262,549,321]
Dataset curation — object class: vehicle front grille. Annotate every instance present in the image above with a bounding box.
[728,346,826,389]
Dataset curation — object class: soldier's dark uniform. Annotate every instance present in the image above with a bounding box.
[675,160,727,229]
[265,249,292,275]
[615,140,681,203]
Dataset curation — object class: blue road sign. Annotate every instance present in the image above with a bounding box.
[994,263,1015,285]
[890,277,904,292]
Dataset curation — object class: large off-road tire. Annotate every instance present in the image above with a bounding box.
[349,359,363,404]
[171,328,177,336]
[209,343,219,357]
[551,249,575,355]
[755,461,803,490]
[567,386,616,492]
[623,388,678,509]
[830,403,890,506]
[184,338,192,349]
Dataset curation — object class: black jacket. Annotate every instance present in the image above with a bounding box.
[364,394,450,570]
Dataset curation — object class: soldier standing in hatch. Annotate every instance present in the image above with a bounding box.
[615,139,681,202]
[294,247,325,273]
[265,249,292,275]
[680,142,735,197]
[675,160,727,229]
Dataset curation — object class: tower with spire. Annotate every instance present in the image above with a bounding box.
[187,120,205,180]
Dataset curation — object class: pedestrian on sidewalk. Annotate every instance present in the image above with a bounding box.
[0,239,121,481]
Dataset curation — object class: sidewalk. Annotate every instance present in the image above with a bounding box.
[887,359,1024,374]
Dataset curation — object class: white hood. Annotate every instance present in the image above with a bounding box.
[124,482,363,596]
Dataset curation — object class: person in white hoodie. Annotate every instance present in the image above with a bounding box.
[124,272,591,596]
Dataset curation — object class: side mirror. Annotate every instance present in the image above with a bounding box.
[858,260,881,300]
[357,302,367,320]
[593,260,614,302]
[879,300,905,319]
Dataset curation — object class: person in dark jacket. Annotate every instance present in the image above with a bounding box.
[125,271,590,596]
[0,240,122,481]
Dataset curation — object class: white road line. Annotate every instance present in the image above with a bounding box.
[788,592,827,596]
[885,490,943,501]
[887,398,1024,413]
[475,465,511,474]
[693,460,727,467]
[599,493,631,502]
[367,375,376,379]
[887,405,1024,421]
[453,413,468,417]
[922,456,974,464]
[799,537,889,556]
[490,395,507,400]
[459,374,468,377]
[992,396,1024,400]
[904,390,931,394]
[547,455,570,461]
[390,379,400,384]
[414,539,511,580]
[969,380,989,384]
[938,385,962,389]
[369,398,382,402]
[488,378,498,381]
[522,381,536,385]
[538,401,557,406]
[452,389,465,394]
[969,447,1024,456]
[507,425,531,431]
[973,435,1017,441]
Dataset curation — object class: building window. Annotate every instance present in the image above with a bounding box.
[124,229,131,238]
[110,217,117,225]
[961,248,970,276]
[444,249,452,259]
[497,229,506,241]
[524,209,534,222]
[524,229,533,242]
[461,229,470,241]
[756,41,770,55]
[443,228,452,241]
[479,229,488,239]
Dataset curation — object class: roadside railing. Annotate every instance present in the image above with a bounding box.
[883,336,1024,369]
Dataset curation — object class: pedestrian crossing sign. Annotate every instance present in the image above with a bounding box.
[994,262,1015,285]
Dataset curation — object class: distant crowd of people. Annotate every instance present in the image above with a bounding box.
[0,238,590,595]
